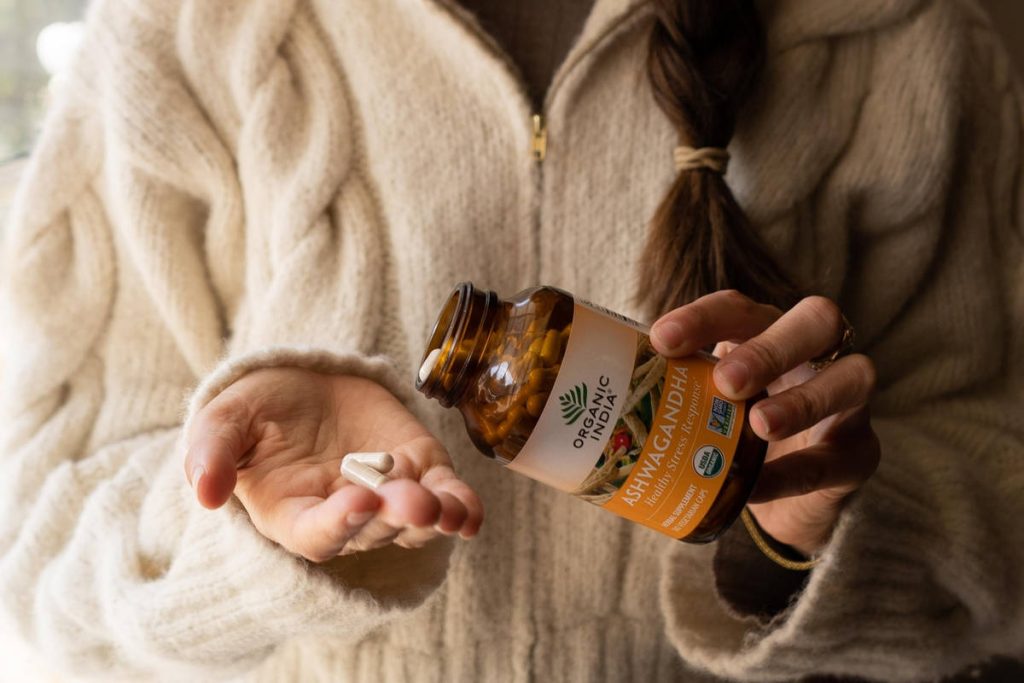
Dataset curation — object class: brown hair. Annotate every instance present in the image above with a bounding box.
[638,0,800,317]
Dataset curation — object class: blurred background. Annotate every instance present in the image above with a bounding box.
[1,0,85,230]
[0,0,1022,681]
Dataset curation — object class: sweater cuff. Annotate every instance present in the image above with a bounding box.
[660,501,857,681]
[712,516,811,621]
[160,491,451,671]
[659,415,993,683]
[184,345,416,421]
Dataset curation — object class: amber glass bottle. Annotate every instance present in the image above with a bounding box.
[416,283,767,542]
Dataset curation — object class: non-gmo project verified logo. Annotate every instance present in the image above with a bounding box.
[707,396,735,438]
[560,383,588,425]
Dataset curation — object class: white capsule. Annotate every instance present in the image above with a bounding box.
[418,348,442,383]
[341,459,390,491]
[343,451,394,473]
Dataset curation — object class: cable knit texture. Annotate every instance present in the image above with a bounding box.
[0,0,1022,681]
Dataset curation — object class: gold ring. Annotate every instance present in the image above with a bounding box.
[808,314,855,372]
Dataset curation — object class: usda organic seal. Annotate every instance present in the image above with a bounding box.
[692,445,725,478]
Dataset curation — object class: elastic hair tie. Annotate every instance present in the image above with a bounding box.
[673,145,730,174]
[740,508,820,571]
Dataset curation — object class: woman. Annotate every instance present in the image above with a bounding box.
[1,0,1021,680]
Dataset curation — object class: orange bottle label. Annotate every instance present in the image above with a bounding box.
[601,355,743,539]
[504,300,743,540]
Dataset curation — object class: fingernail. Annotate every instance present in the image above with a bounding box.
[752,403,785,435]
[652,320,684,350]
[346,511,375,527]
[190,466,205,489]
[715,361,749,395]
[434,523,456,536]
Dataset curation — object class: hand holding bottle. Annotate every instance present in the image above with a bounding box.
[184,369,483,562]
[651,290,880,557]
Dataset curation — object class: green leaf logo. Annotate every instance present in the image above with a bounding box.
[559,383,588,425]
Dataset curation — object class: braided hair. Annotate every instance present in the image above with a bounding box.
[639,0,801,316]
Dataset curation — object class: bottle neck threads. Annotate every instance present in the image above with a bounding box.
[416,282,500,407]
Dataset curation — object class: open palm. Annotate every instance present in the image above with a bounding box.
[184,369,483,562]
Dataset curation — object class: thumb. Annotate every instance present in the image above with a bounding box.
[184,394,256,509]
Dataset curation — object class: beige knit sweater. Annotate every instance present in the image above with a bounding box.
[1,0,1022,681]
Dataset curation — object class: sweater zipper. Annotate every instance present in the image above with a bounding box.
[530,112,546,284]
[429,0,646,282]
[531,114,547,163]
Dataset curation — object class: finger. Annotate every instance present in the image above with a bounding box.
[749,354,876,439]
[448,482,485,538]
[336,479,445,555]
[390,490,471,545]
[342,527,402,555]
[713,295,845,399]
[184,394,256,509]
[389,492,468,546]
[373,478,443,529]
[420,466,485,538]
[393,501,454,548]
[433,491,468,534]
[825,398,874,441]
[749,414,880,504]
[275,485,382,562]
[650,289,782,357]
[393,532,436,550]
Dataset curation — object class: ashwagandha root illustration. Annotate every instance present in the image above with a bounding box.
[572,340,666,503]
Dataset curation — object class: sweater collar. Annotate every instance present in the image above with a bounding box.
[579,0,927,50]
[758,0,927,49]
[490,0,926,107]
[435,0,927,54]
[433,0,652,111]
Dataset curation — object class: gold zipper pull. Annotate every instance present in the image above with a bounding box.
[531,114,547,162]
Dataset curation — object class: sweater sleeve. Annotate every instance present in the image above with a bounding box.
[658,11,1024,683]
[0,2,447,678]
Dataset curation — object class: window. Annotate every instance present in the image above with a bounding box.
[0,0,86,227]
